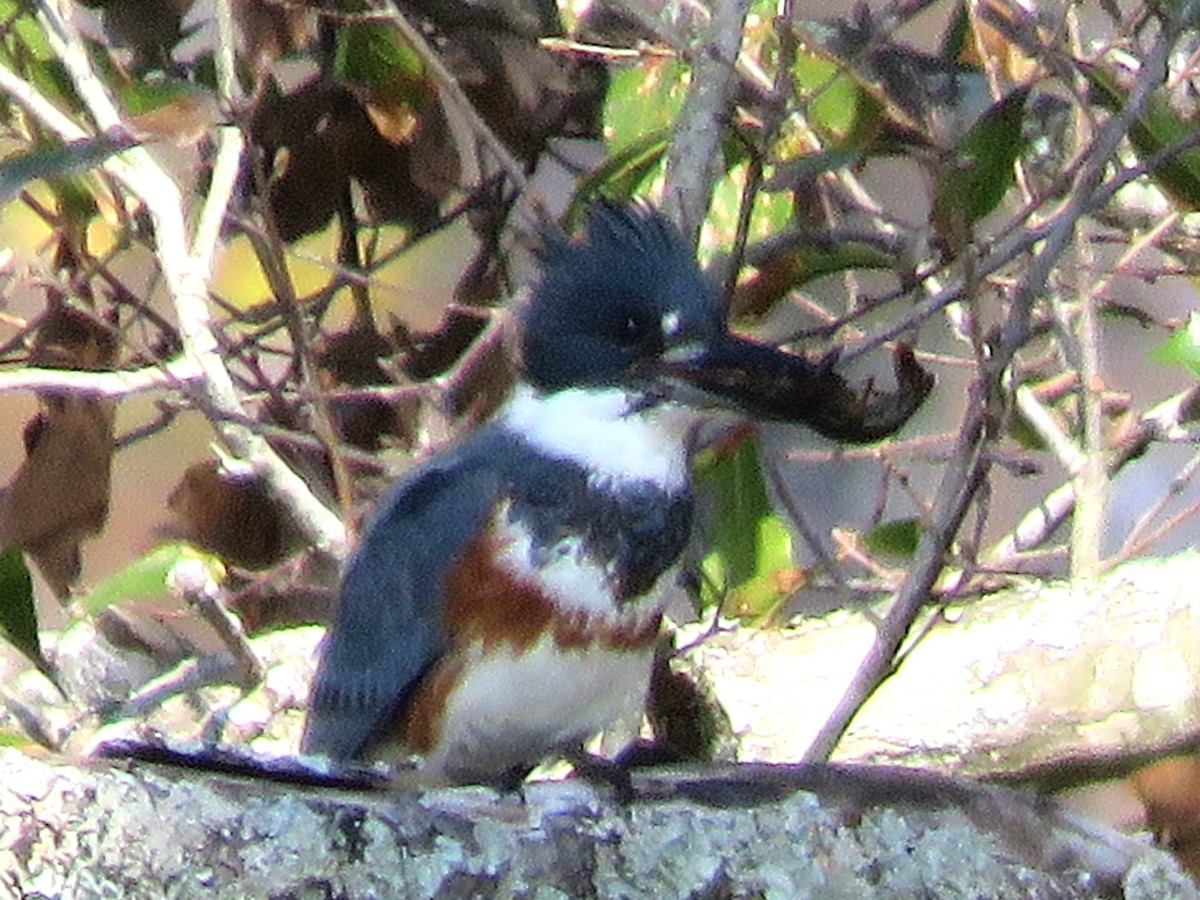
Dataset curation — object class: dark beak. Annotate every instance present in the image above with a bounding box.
[656,332,933,444]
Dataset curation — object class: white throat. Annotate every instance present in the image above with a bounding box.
[499,382,697,492]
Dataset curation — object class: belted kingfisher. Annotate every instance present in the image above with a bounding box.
[301,200,885,786]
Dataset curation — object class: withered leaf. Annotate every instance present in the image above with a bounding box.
[0,305,118,597]
[233,0,315,78]
[0,394,116,596]
[165,460,299,571]
[445,28,606,161]
[316,329,404,451]
[254,79,444,241]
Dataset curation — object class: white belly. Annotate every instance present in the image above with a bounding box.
[423,635,655,783]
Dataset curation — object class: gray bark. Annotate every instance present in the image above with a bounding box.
[0,748,1195,899]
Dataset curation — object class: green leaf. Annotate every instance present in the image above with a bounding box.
[0,136,137,205]
[1008,406,1049,452]
[0,1,72,122]
[0,727,39,748]
[933,86,1029,231]
[0,545,43,673]
[762,146,861,193]
[582,58,688,209]
[73,542,224,618]
[790,49,864,142]
[862,518,922,559]
[49,174,100,227]
[938,2,972,62]
[604,58,689,157]
[792,20,986,150]
[735,241,892,317]
[696,432,795,616]
[721,515,805,622]
[1150,312,1200,379]
[333,21,426,107]
[1087,64,1200,210]
[568,129,669,226]
[746,184,794,243]
[116,78,196,117]
[0,0,52,63]
[703,161,794,256]
[782,241,891,281]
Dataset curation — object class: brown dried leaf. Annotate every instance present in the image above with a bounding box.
[233,0,315,78]
[0,305,118,596]
[365,100,420,146]
[165,460,299,571]
[316,330,404,451]
[0,395,115,596]
[29,302,118,370]
[255,79,445,240]
[443,28,605,161]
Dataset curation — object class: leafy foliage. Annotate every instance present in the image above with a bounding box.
[0,545,41,675]
[932,86,1030,235]
[696,431,797,621]
[73,542,224,619]
[1151,312,1200,379]
[1087,63,1200,210]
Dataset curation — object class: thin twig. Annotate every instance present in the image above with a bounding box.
[1062,6,1105,580]
[114,653,245,721]
[803,381,990,762]
[0,358,200,396]
[1014,384,1084,475]
[191,0,243,272]
[803,6,1192,760]
[986,387,1200,570]
[1121,451,1200,559]
[763,451,846,586]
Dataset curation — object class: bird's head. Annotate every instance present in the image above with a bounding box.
[520,200,817,421]
[521,200,723,396]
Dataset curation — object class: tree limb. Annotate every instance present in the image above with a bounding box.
[0,749,1195,899]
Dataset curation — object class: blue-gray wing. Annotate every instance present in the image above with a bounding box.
[300,442,503,762]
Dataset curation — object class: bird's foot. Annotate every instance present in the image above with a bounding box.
[564,747,635,804]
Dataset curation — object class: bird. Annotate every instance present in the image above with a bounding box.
[300,199,863,787]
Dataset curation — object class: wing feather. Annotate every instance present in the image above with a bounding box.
[301,439,502,762]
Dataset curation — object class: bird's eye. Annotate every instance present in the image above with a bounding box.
[608,313,645,346]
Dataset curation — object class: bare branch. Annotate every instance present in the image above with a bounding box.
[660,0,755,242]
[2,749,1195,898]
[804,379,991,762]
[29,0,348,561]
[0,359,200,397]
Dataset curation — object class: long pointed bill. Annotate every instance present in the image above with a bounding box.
[656,333,934,444]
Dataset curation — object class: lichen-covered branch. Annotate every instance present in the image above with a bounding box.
[0,749,1195,899]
